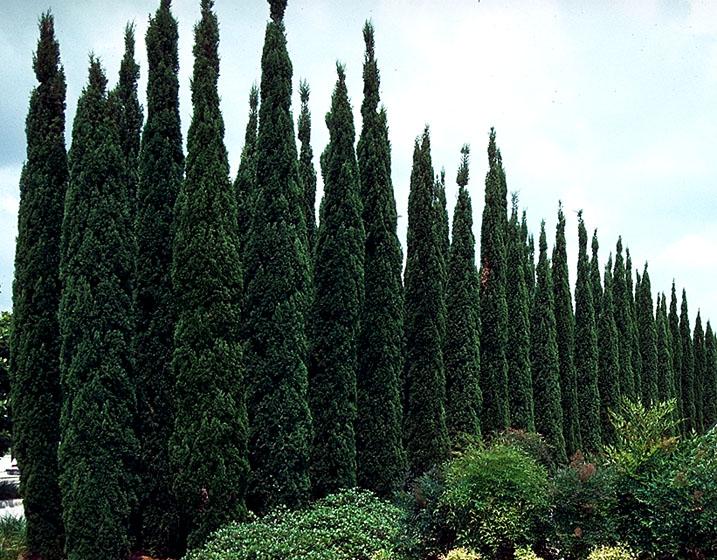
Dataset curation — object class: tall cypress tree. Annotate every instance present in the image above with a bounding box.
[612,239,634,400]
[404,128,449,478]
[637,264,659,405]
[552,203,580,455]
[133,0,184,551]
[234,86,258,257]
[598,255,620,444]
[521,211,535,296]
[444,145,482,441]
[479,129,509,433]
[10,14,66,559]
[243,0,312,511]
[506,194,534,431]
[531,222,566,463]
[692,312,705,433]
[298,80,317,255]
[656,293,675,404]
[355,21,405,497]
[435,169,450,284]
[575,212,601,450]
[669,283,683,420]
[309,64,364,497]
[680,290,696,433]
[170,1,249,548]
[703,322,717,430]
[626,249,643,399]
[590,229,602,320]
[59,58,138,560]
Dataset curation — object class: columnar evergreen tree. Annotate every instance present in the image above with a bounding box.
[298,80,317,255]
[479,129,510,433]
[637,264,658,405]
[309,64,364,497]
[404,128,449,478]
[234,86,258,256]
[590,229,602,319]
[704,322,717,430]
[692,312,705,433]
[243,0,312,511]
[521,211,535,296]
[598,256,620,444]
[575,212,601,450]
[656,294,675,404]
[531,222,567,463]
[170,1,249,548]
[59,58,138,560]
[133,0,184,551]
[669,283,683,420]
[10,14,66,560]
[626,249,643,399]
[552,203,580,455]
[612,239,634,399]
[444,145,482,440]
[355,21,405,496]
[680,290,696,433]
[506,194,534,431]
[435,169,450,282]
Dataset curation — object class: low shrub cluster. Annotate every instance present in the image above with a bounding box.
[0,516,25,560]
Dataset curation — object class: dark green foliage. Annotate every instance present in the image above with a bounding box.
[679,290,696,433]
[692,312,705,433]
[598,256,620,444]
[704,323,717,429]
[479,129,510,434]
[575,212,601,451]
[59,58,138,560]
[298,81,317,255]
[506,194,534,431]
[531,222,567,463]
[234,86,258,257]
[0,313,10,457]
[612,239,634,400]
[243,0,312,512]
[170,1,249,548]
[10,14,66,559]
[669,283,683,421]
[404,128,449,478]
[435,169,450,291]
[590,230,602,320]
[626,249,642,400]
[309,64,364,498]
[521,211,535,296]
[552,203,580,456]
[656,294,675,405]
[133,0,184,551]
[637,264,658,405]
[444,145,482,441]
[355,21,406,497]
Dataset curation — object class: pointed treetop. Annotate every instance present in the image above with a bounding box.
[124,21,136,49]
[201,0,214,15]
[249,83,259,111]
[87,55,107,92]
[299,79,310,105]
[269,0,287,23]
[34,11,62,83]
[161,0,171,9]
[335,61,346,84]
[488,127,497,165]
[363,20,375,60]
[457,144,470,188]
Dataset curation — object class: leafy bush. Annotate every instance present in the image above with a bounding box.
[0,515,25,560]
[493,429,555,471]
[442,548,481,560]
[586,544,635,560]
[514,546,543,560]
[183,489,408,560]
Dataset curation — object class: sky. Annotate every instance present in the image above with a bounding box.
[0,0,716,324]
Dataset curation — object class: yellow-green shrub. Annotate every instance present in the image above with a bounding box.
[442,548,481,560]
[586,544,635,560]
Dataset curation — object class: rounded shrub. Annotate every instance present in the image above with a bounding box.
[586,545,635,560]
[442,548,481,560]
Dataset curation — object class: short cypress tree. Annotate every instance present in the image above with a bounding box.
[506,194,534,431]
[133,0,184,551]
[626,249,643,399]
[234,86,259,257]
[656,294,675,404]
[575,212,601,451]
[692,312,705,433]
[637,264,659,405]
[590,229,602,319]
[59,58,138,560]
[479,129,510,433]
[531,222,567,464]
[10,13,66,559]
[612,239,634,399]
[404,128,449,478]
[444,145,482,441]
[669,283,683,420]
[243,0,312,511]
[680,290,696,433]
[703,322,717,430]
[298,80,317,255]
[355,21,406,497]
[170,1,249,548]
[552,203,580,455]
[598,255,620,444]
[309,64,364,498]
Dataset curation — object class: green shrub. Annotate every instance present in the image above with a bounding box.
[0,515,25,560]
[439,444,549,557]
[183,489,407,560]
[586,544,635,560]
[493,429,554,471]
[442,548,481,560]
[514,546,543,560]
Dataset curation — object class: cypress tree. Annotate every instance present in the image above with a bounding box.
[479,128,509,433]
[590,229,602,319]
[444,145,482,440]
[404,128,449,478]
[298,80,317,255]
[59,58,138,560]
[626,249,643,399]
[243,0,312,511]
[531,222,566,463]
[309,64,364,497]
[234,86,258,257]
[133,0,184,551]
[656,294,675,404]
[170,1,249,547]
[435,169,450,283]
[575,212,601,450]
[669,283,684,423]
[680,290,696,433]
[598,255,620,444]
[612,239,634,399]
[9,14,66,559]
[692,312,705,432]
[355,21,405,497]
[521,211,535,296]
[637,264,659,405]
[506,194,534,431]
[703,322,717,430]
[552,203,580,455]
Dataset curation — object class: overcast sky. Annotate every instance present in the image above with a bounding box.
[1,0,716,325]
